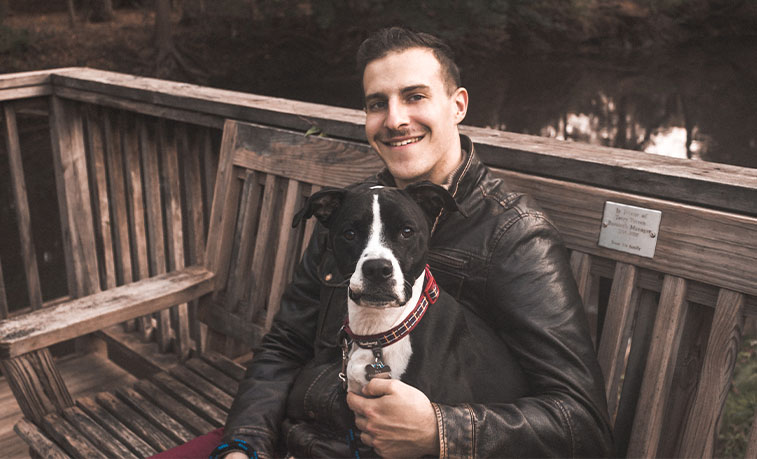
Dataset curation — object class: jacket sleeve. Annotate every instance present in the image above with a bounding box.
[220,229,326,457]
[433,213,614,458]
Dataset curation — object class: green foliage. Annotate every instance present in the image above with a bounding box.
[0,25,29,54]
[716,337,757,458]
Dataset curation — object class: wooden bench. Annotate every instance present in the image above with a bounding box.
[1,72,756,457]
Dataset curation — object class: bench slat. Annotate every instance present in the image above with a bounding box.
[200,350,247,381]
[627,275,688,457]
[151,372,227,426]
[95,391,178,451]
[679,289,745,457]
[116,386,194,444]
[170,362,234,409]
[13,418,69,459]
[41,413,107,459]
[133,379,215,435]
[179,359,239,402]
[0,265,214,359]
[597,262,640,419]
[61,406,137,459]
[77,396,157,457]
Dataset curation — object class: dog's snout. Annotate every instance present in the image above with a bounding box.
[362,259,393,282]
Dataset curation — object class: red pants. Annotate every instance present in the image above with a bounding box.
[149,427,225,458]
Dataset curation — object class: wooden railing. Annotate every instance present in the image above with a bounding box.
[1,68,757,457]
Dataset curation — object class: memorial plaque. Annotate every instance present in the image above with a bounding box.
[598,201,662,258]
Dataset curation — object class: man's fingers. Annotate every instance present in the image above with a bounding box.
[362,377,394,397]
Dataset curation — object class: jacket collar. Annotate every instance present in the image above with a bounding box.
[375,134,485,217]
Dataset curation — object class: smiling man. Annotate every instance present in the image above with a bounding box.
[217,27,614,458]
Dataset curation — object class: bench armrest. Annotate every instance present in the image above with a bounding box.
[0,265,215,359]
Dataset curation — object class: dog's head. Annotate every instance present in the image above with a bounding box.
[293,182,458,308]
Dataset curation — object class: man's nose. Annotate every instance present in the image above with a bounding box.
[384,100,409,130]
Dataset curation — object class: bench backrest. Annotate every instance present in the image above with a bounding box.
[204,119,757,458]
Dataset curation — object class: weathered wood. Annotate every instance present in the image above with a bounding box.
[0,85,52,102]
[61,405,137,458]
[182,358,237,399]
[494,169,757,298]
[49,96,100,298]
[13,418,69,459]
[150,372,227,426]
[77,396,157,457]
[169,363,233,410]
[115,386,194,444]
[569,251,596,345]
[3,102,44,310]
[300,185,322,259]
[597,262,639,419]
[0,68,57,89]
[41,412,107,458]
[83,105,116,290]
[0,266,214,359]
[200,350,247,381]
[627,275,688,458]
[132,379,215,436]
[94,391,177,451]
[0,258,8,319]
[678,290,745,457]
[0,349,74,424]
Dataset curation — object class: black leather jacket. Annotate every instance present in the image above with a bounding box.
[222,136,614,458]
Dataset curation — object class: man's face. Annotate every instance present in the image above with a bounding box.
[363,47,468,188]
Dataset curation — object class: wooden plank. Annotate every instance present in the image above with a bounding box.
[150,372,226,426]
[139,116,171,350]
[133,379,215,436]
[300,185,322,259]
[77,396,156,458]
[679,290,745,457]
[200,351,246,381]
[103,109,133,287]
[0,265,214,359]
[97,324,180,378]
[40,413,106,459]
[159,120,191,358]
[0,257,8,319]
[0,85,52,102]
[62,405,137,459]
[183,358,237,398]
[169,363,233,410]
[3,102,44,310]
[265,178,303,329]
[201,127,219,232]
[627,275,688,458]
[49,96,100,298]
[569,251,596,346]
[83,105,116,290]
[13,418,69,459]
[232,123,382,188]
[0,68,56,89]
[597,262,639,419]
[115,386,194,444]
[494,169,757,298]
[0,349,74,424]
[94,391,177,451]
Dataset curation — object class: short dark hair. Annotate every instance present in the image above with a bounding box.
[356,27,461,94]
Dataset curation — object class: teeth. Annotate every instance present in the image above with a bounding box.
[387,137,422,147]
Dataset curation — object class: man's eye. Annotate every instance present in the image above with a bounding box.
[408,94,425,102]
[367,101,386,112]
[343,229,356,240]
[400,226,414,238]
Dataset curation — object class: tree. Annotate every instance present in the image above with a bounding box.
[154,0,207,81]
[89,0,114,23]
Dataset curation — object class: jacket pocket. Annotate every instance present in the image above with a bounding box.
[428,250,468,299]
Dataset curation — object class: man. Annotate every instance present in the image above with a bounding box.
[218,27,613,458]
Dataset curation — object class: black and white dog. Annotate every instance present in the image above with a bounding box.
[293,182,527,404]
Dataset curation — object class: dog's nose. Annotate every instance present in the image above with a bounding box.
[362,259,393,282]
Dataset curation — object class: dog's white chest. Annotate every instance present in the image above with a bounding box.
[346,338,412,393]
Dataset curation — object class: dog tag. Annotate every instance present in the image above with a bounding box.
[365,361,392,380]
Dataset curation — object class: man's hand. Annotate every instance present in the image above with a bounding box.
[346,378,440,458]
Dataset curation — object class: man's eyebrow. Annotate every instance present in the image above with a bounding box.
[364,84,431,102]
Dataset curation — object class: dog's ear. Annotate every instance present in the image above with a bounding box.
[292,187,348,228]
[404,181,462,223]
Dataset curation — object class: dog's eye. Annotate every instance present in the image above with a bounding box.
[400,226,414,238]
[343,229,356,240]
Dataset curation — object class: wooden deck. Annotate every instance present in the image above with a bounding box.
[1,347,138,458]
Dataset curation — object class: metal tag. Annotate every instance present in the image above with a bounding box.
[598,201,662,258]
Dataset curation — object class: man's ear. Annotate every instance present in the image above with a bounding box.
[292,187,347,228]
[404,181,462,223]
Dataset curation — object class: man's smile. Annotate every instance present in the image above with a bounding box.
[382,135,425,147]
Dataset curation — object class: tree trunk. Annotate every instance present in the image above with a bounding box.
[0,0,9,25]
[67,0,76,28]
[90,0,114,23]
[155,0,173,74]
